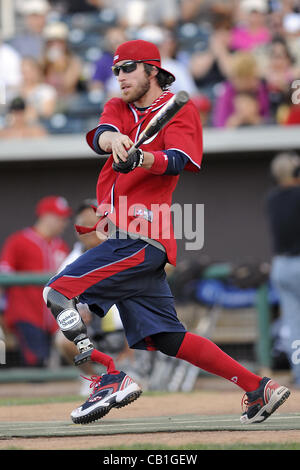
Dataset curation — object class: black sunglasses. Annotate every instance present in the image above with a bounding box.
[112,59,160,76]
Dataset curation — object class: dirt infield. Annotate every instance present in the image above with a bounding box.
[1,374,300,450]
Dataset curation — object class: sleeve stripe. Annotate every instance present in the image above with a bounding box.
[167,147,201,169]
[98,123,121,133]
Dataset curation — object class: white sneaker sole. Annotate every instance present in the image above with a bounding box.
[71,382,142,424]
[240,385,290,424]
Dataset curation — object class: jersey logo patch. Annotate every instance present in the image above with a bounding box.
[133,207,153,222]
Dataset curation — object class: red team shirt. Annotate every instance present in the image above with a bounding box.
[0,227,69,332]
[86,91,203,266]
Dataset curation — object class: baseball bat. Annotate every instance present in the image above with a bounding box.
[127,90,190,156]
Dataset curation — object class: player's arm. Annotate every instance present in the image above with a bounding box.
[155,102,203,174]
[99,130,156,166]
[97,128,192,174]
[92,103,196,174]
[98,128,155,169]
[0,234,20,272]
[150,150,189,175]
[95,126,188,173]
[91,97,155,169]
[113,102,202,175]
[98,131,133,160]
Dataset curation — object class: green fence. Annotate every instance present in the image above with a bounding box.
[0,266,272,370]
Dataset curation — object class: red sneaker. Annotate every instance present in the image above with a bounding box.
[71,371,142,424]
[240,377,290,424]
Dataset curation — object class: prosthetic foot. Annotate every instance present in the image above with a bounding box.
[74,335,94,366]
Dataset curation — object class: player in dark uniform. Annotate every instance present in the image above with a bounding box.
[43,40,290,425]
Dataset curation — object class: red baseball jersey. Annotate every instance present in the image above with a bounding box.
[0,227,69,331]
[86,91,203,266]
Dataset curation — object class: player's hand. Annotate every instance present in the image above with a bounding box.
[110,133,134,163]
[112,148,144,173]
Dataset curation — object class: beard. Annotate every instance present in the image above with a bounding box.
[121,74,151,103]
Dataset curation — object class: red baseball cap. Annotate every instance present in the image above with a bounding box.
[113,39,175,83]
[36,196,72,217]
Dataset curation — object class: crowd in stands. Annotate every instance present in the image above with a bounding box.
[0,0,300,136]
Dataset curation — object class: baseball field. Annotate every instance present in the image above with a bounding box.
[1,372,299,451]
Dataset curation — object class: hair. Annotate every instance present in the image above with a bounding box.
[270,35,295,64]
[230,51,258,79]
[9,96,26,112]
[75,198,98,216]
[234,90,257,100]
[270,151,300,184]
[143,63,174,90]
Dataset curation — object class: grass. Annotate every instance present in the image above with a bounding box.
[0,395,81,406]
[0,390,189,407]
[1,391,298,451]
[1,443,300,450]
[89,442,300,450]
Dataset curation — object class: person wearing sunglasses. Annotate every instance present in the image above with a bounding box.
[44,39,290,425]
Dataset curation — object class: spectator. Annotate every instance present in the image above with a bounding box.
[41,22,83,97]
[282,6,300,68]
[90,26,127,93]
[225,90,263,127]
[0,196,71,367]
[191,94,212,126]
[0,40,22,102]
[284,79,300,124]
[136,26,199,97]
[48,0,102,14]
[111,0,179,30]
[189,5,235,95]
[266,151,300,387]
[229,0,271,51]
[267,3,286,38]
[212,50,270,127]
[19,57,57,122]
[10,0,50,60]
[260,36,300,123]
[0,97,48,139]
[179,0,237,25]
[284,100,300,125]
[179,0,208,23]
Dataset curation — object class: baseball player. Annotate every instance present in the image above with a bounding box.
[43,40,290,424]
[0,195,70,366]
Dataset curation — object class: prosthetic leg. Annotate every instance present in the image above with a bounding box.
[43,287,94,366]
[44,287,117,372]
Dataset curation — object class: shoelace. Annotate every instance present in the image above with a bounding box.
[81,374,104,395]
